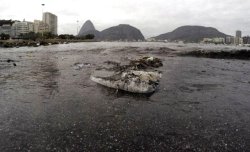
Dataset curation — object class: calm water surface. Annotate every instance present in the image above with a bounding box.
[0,42,250,151]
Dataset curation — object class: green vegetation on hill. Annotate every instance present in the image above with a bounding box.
[154,26,228,43]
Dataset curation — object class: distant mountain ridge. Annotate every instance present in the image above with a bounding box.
[78,20,95,33]
[78,20,101,39]
[100,24,145,41]
[78,20,145,41]
[154,26,228,42]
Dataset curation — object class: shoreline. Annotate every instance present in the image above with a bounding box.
[0,39,98,48]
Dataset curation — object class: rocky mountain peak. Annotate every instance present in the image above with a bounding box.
[78,20,96,35]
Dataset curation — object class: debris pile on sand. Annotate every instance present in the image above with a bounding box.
[90,56,163,94]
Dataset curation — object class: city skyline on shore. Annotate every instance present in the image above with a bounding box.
[0,0,250,38]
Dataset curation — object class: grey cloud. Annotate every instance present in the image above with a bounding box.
[0,0,250,37]
[58,10,80,17]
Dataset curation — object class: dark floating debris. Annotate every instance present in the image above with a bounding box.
[181,49,250,60]
[103,57,163,72]
[73,62,91,70]
[91,56,163,94]
[104,60,120,66]
[0,59,17,66]
[7,59,15,63]
[130,56,163,69]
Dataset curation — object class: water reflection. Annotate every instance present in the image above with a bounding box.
[32,52,60,100]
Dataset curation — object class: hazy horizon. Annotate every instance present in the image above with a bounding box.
[1,0,250,38]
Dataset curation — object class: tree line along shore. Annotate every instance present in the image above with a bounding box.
[0,33,96,48]
[0,39,96,48]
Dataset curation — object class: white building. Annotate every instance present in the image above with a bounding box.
[235,30,243,45]
[225,36,234,44]
[42,12,57,35]
[213,37,225,44]
[33,20,49,34]
[12,20,34,37]
[202,37,225,44]
[146,37,156,42]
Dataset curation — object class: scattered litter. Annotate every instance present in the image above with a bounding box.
[0,59,18,67]
[104,61,120,66]
[73,62,91,70]
[130,56,163,69]
[74,63,84,70]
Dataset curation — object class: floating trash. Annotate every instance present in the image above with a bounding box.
[90,56,163,94]
[73,63,91,70]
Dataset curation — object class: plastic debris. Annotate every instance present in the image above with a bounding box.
[90,56,163,94]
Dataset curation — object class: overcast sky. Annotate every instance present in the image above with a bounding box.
[0,0,250,38]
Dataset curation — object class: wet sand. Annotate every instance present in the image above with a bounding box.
[0,42,250,151]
